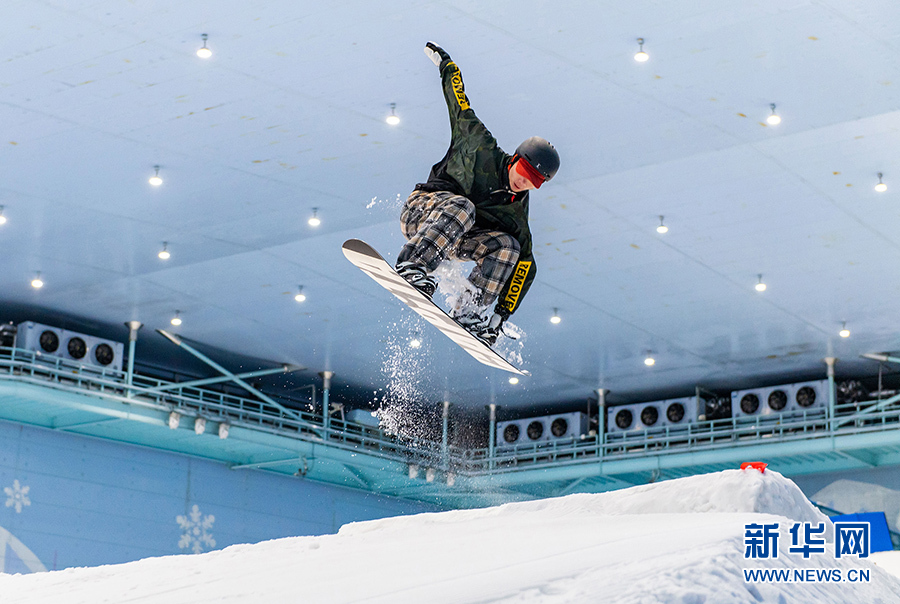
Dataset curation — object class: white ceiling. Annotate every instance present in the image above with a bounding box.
[3,0,900,412]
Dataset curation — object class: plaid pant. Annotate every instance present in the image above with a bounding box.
[397,190,520,305]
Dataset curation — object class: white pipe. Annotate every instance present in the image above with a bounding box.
[488,403,497,470]
[442,400,450,469]
[125,321,142,398]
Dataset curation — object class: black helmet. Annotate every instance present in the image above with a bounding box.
[515,137,560,182]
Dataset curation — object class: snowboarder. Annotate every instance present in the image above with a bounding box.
[395,42,560,347]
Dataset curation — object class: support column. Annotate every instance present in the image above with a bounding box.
[320,371,334,432]
[441,400,450,470]
[488,403,497,471]
[124,321,142,398]
[597,388,607,453]
[825,357,836,429]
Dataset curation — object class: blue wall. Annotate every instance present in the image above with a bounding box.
[792,465,900,497]
[0,420,441,572]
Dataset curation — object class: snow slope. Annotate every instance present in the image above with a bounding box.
[813,479,900,532]
[1,469,899,603]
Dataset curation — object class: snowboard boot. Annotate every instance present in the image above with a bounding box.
[395,261,438,299]
[452,309,504,347]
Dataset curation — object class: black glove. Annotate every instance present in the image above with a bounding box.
[491,305,520,341]
[424,42,451,67]
[493,304,512,321]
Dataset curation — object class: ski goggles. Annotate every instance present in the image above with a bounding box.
[514,157,546,189]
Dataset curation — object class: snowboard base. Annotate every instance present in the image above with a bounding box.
[342,239,528,376]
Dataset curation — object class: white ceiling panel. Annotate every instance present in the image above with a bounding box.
[2,1,900,412]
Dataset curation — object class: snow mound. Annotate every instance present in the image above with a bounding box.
[500,467,826,519]
[340,468,827,538]
[1,469,897,604]
[871,551,900,580]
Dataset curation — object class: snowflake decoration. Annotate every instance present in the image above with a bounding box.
[176,504,216,554]
[4,479,31,514]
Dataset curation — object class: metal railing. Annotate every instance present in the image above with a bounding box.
[3,345,900,478]
[458,400,900,474]
[0,346,453,466]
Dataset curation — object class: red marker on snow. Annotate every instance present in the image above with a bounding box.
[741,461,767,473]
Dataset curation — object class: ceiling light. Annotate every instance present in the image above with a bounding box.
[31,272,43,289]
[170,311,182,326]
[509,377,519,385]
[766,104,781,126]
[308,208,321,227]
[194,417,207,435]
[386,102,400,126]
[755,274,767,292]
[149,165,163,186]
[158,242,171,260]
[550,308,561,324]
[294,285,306,302]
[634,38,649,62]
[875,172,887,193]
[168,411,181,430]
[196,34,212,59]
[0,206,6,225]
[644,355,656,366]
[409,336,422,349]
[656,215,668,234]
[839,322,850,338]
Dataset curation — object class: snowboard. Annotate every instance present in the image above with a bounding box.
[342,239,529,376]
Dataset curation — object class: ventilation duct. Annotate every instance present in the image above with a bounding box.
[731,380,828,420]
[606,397,699,435]
[496,412,589,448]
[17,321,125,372]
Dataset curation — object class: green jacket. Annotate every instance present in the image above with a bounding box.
[416,54,537,318]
